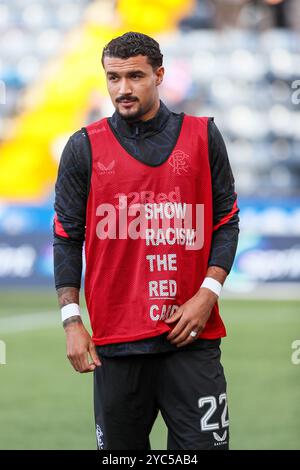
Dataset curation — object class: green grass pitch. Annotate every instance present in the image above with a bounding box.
[0,290,299,449]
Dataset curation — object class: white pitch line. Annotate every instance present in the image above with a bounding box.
[0,311,59,334]
[0,310,89,334]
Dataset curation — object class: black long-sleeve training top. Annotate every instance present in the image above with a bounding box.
[53,100,239,356]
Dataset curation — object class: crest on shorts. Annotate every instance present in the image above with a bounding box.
[213,430,227,443]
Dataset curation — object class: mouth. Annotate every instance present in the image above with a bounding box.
[118,100,137,108]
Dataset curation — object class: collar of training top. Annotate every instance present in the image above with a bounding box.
[109,100,171,139]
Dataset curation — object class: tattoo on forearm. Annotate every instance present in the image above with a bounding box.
[57,287,80,308]
[63,316,83,329]
[206,266,227,285]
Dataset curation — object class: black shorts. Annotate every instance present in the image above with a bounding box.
[94,339,229,450]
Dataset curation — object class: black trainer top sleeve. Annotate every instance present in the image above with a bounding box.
[208,119,239,273]
[53,100,239,356]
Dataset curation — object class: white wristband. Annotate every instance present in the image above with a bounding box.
[61,303,81,322]
[201,277,222,297]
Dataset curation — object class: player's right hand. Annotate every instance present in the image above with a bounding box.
[64,322,102,373]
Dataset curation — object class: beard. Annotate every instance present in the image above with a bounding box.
[115,99,152,123]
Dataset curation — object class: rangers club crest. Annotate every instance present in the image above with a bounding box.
[168,150,191,175]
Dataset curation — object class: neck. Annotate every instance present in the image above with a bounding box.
[139,99,160,122]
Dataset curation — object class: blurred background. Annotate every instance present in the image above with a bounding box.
[0,0,299,450]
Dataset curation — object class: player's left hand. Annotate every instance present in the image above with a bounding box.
[164,288,218,347]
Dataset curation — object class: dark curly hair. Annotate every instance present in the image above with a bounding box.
[101,32,163,70]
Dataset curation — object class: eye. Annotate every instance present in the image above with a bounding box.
[108,76,118,81]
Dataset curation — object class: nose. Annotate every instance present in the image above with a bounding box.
[118,78,132,96]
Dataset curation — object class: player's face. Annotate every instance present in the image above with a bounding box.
[103,55,164,122]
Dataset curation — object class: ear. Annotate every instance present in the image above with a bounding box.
[156,66,165,86]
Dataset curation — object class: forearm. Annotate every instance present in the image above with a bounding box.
[206,265,227,285]
[57,286,100,371]
[193,265,227,308]
[53,238,83,289]
[208,216,239,274]
[165,267,228,346]
[57,286,83,329]
[54,239,84,329]
[57,286,79,307]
